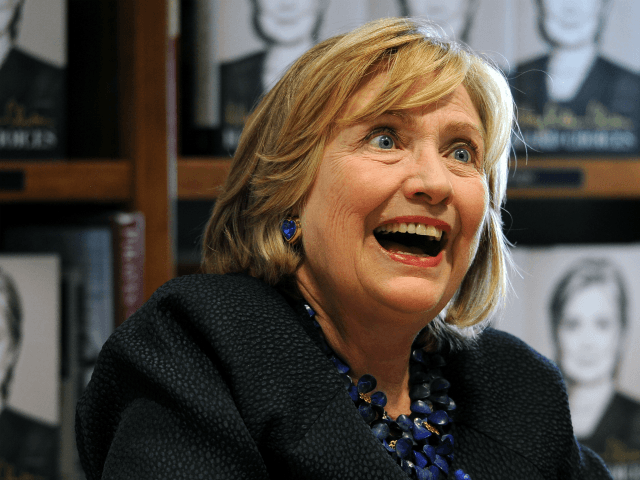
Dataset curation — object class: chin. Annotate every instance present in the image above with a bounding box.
[373,277,450,318]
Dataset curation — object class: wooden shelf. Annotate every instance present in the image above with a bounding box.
[0,160,132,202]
[178,157,231,200]
[507,158,640,198]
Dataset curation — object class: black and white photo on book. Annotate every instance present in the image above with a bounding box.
[0,254,60,480]
[499,244,640,480]
[0,0,66,159]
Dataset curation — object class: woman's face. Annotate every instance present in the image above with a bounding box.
[557,284,623,385]
[297,73,487,325]
[539,0,605,48]
[404,0,472,39]
[256,0,323,45]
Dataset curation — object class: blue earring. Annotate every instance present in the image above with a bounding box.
[281,217,302,245]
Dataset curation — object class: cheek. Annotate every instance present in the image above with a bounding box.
[456,177,488,249]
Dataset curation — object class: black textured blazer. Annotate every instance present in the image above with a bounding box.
[76,273,611,479]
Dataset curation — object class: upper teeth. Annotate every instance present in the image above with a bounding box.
[374,222,443,240]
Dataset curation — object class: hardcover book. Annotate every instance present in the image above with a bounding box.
[499,245,640,479]
[0,0,67,159]
[510,0,640,155]
[0,254,61,480]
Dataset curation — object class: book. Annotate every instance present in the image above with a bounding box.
[499,244,640,478]
[0,254,61,480]
[110,212,145,328]
[3,211,147,372]
[4,223,114,383]
[509,0,640,155]
[0,0,67,159]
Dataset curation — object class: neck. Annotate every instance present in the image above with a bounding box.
[567,377,615,438]
[299,284,431,419]
[547,44,597,101]
[0,34,12,68]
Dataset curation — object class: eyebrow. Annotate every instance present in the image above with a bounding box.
[381,112,486,149]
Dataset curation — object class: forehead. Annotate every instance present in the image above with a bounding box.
[341,72,484,139]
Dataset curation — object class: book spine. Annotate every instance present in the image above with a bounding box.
[111,212,145,328]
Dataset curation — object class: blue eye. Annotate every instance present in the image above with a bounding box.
[371,134,395,150]
[453,148,471,163]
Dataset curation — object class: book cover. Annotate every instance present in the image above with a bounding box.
[499,245,640,479]
[3,223,114,387]
[510,0,640,156]
[182,0,371,156]
[0,0,67,159]
[0,254,61,480]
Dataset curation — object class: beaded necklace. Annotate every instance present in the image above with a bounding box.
[304,304,472,480]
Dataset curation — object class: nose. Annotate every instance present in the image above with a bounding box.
[402,150,453,205]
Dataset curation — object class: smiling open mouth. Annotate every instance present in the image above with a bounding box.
[373,222,446,257]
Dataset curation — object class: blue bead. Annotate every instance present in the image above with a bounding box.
[428,410,450,425]
[423,444,436,462]
[410,370,430,384]
[410,399,432,415]
[281,219,298,241]
[400,459,415,474]
[410,383,431,400]
[414,451,428,469]
[453,469,471,480]
[303,304,315,317]
[415,465,429,480]
[341,374,352,390]
[382,439,395,452]
[357,374,377,394]
[396,414,413,432]
[445,397,457,411]
[348,385,359,402]
[430,378,451,391]
[370,391,387,407]
[434,454,449,474]
[428,465,441,480]
[358,403,376,423]
[331,356,350,374]
[411,348,427,364]
[370,421,389,439]
[412,422,432,441]
[430,393,450,406]
[441,433,454,447]
[395,437,413,459]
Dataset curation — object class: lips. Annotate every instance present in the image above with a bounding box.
[373,217,449,261]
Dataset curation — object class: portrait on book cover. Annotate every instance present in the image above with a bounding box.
[0,0,66,159]
[396,0,478,42]
[0,255,60,480]
[215,0,369,154]
[392,0,512,69]
[500,245,640,480]
[510,0,640,155]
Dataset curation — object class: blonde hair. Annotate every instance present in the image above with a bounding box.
[203,17,515,338]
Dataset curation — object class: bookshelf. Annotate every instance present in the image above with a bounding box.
[0,0,176,301]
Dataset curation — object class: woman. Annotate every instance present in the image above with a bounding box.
[550,258,640,476]
[76,18,611,479]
